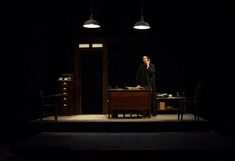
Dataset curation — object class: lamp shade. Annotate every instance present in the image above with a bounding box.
[83,15,100,28]
[133,16,150,30]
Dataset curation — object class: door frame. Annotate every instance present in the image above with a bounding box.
[73,38,108,114]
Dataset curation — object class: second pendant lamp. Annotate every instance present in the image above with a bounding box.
[133,0,150,30]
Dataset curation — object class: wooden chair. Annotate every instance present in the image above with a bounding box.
[40,90,66,121]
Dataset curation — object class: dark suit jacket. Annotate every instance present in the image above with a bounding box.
[136,64,156,91]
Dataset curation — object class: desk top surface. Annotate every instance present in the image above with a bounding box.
[156,96,186,100]
[108,89,151,92]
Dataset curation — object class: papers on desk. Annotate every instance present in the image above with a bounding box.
[126,86,145,90]
[156,93,168,97]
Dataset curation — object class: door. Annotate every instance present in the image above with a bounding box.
[80,51,103,113]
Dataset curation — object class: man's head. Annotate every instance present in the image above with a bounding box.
[143,55,150,65]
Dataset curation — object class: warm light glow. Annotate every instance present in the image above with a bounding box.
[79,44,90,48]
[92,43,103,48]
[83,23,100,28]
[133,25,150,30]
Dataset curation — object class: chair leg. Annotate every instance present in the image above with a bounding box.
[178,102,184,120]
[178,111,184,120]
[55,107,58,121]
[194,114,199,120]
[193,104,199,120]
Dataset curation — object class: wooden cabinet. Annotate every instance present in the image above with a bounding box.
[57,74,74,115]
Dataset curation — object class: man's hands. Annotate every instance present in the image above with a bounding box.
[136,85,144,90]
[126,85,144,90]
[146,60,150,69]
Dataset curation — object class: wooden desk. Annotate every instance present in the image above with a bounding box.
[108,89,152,118]
[156,96,186,120]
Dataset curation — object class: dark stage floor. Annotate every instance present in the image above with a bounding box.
[1,114,235,161]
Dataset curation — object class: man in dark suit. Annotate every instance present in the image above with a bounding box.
[136,55,157,116]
